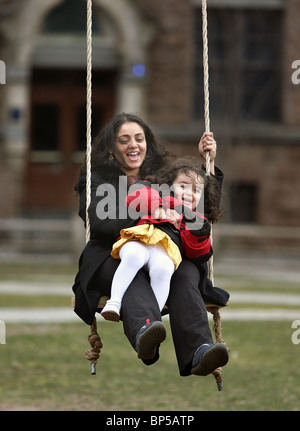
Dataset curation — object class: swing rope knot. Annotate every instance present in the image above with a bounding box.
[86,317,103,373]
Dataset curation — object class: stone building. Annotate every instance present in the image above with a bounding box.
[0,0,299,255]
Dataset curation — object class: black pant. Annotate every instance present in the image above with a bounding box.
[95,257,213,376]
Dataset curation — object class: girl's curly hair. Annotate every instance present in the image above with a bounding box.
[146,156,224,223]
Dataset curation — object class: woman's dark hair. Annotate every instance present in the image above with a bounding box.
[78,112,169,179]
[146,156,225,223]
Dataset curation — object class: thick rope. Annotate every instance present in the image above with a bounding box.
[210,307,226,391]
[85,0,92,244]
[202,0,226,391]
[202,0,214,286]
[85,0,102,374]
[86,317,103,374]
[202,0,210,139]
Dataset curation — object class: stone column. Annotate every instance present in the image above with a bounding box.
[282,0,300,126]
[3,66,30,173]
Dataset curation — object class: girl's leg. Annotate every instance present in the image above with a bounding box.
[146,244,175,312]
[101,241,149,321]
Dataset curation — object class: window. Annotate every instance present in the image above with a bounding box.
[230,182,258,223]
[194,9,283,122]
[31,104,59,151]
[43,0,102,34]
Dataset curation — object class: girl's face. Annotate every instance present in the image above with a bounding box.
[114,122,147,177]
[173,171,204,210]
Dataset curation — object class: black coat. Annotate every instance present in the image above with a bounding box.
[72,166,229,325]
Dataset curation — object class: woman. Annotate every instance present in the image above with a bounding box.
[72,113,229,377]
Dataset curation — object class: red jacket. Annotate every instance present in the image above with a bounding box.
[126,180,212,264]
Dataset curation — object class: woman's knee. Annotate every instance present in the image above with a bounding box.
[171,260,200,289]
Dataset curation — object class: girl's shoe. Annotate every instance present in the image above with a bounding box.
[101,298,121,322]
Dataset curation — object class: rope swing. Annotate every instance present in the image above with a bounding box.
[201,0,225,391]
[84,0,102,376]
[83,0,226,390]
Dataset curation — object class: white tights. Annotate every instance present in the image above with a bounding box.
[111,241,175,312]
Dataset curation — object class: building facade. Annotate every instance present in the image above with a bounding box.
[0,0,300,253]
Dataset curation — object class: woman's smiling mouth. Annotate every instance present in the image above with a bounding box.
[127,151,140,161]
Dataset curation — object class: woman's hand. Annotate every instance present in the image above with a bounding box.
[198,132,217,174]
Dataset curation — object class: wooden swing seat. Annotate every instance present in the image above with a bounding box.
[71,295,228,314]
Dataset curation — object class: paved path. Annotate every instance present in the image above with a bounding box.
[1,306,300,324]
[0,280,300,323]
[0,253,299,323]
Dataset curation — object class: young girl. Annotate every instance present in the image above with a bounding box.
[101,157,225,322]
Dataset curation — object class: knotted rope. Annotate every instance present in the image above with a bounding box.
[86,317,103,374]
[85,0,102,375]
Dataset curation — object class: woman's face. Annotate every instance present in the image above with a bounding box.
[114,122,147,177]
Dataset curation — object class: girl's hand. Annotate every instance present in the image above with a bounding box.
[154,207,181,229]
[198,132,217,174]
[153,207,166,220]
[164,208,181,229]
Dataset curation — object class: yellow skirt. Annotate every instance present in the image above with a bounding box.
[111,224,182,270]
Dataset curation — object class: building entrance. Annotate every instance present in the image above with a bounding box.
[24,68,116,214]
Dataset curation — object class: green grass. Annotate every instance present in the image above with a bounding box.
[0,262,77,283]
[1,320,299,411]
[0,294,70,308]
[0,261,300,411]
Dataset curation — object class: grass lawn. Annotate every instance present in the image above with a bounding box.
[0,261,300,411]
[0,319,299,411]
